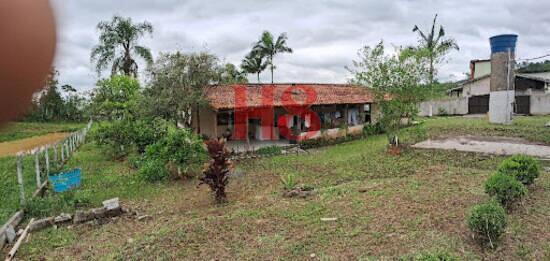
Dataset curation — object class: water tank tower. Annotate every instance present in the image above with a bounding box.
[489,34,518,124]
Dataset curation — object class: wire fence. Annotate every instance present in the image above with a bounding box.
[0,121,92,226]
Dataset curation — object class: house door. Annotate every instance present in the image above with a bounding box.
[514,96,530,115]
[468,95,490,114]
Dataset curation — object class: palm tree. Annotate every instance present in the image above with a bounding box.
[91,16,153,77]
[241,50,268,83]
[412,14,459,85]
[253,31,292,83]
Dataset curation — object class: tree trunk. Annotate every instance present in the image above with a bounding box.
[270,56,274,84]
[257,72,260,83]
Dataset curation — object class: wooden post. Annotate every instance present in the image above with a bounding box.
[34,151,41,188]
[61,142,65,163]
[16,156,25,206]
[44,146,50,176]
[53,144,58,167]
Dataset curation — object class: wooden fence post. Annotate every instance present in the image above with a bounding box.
[16,156,25,205]
[34,150,41,188]
[53,144,58,167]
[61,142,65,163]
[44,146,50,176]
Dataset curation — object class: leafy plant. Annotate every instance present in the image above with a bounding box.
[138,158,169,182]
[199,139,232,203]
[363,122,384,136]
[140,128,206,181]
[256,145,282,156]
[467,200,507,248]
[280,173,297,191]
[485,172,527,208]
[497,155,540,185]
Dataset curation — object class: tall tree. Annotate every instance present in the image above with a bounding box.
[253,31,292,83]
[144,51,221,127]
[241,50,268,83]
[349,41,427,147]
[410,14,459,85]
[91,75,141,120]
[220,63,248,84]
[91,16,153,77]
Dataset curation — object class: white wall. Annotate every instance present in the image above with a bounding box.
[418,97,469,116]
[462,77,490,97]
[530,92,550,115]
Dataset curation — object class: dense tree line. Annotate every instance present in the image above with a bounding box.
[24,68,89,122]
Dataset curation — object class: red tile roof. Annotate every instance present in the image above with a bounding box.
[205,83,375,110]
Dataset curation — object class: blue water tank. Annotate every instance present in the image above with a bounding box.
[490,34,518,54]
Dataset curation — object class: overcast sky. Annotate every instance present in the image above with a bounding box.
[49,0,550,92]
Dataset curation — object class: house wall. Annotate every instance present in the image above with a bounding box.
[196,107,217,138]
[418,97,469,116]
[473,60,491,79]
[530,92,550,115]
[462,77,491,97]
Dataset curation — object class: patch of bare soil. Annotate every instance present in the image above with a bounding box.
[0,132,68,157]
[413,135,550,159]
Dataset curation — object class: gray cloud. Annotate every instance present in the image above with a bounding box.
[49,0,550,91]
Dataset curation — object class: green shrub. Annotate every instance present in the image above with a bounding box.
[467,200,507,247]
[256,145,282,155]
[139,128,206,182]
[298,133,364,150]
[93,118,172,158]
[497,155,540,185]
[138,158,169,182]
[400,250,459,261]
[485,172,527,208]
[363,122,384,136]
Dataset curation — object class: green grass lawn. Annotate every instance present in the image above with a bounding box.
[10,116,550,260]
[0,122,84,143]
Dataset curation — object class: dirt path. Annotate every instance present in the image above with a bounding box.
[0,132,69,157]
[413,135,550,159]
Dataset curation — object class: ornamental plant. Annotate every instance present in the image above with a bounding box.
[484,172,527,208]
[467,200,507,248]
[497,155,540,185]
[200,139,232,203]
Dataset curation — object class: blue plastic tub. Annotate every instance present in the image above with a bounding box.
[48,168,81,192]
[490,34,518,54]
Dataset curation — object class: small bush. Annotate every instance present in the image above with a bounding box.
[139,128,206,182]
[256,145,282,155]
[485,172,527,208]
[280,173,297,190]
[363,122,384,136]
[497,155,540,185]
[138,158,169,182]
[299,133,364,150]
[400,250,459,261]
[200,139,232,203]
[467,200,507,248]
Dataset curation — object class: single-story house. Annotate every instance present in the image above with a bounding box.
[191,83,378,143]
[448,71,550,115]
